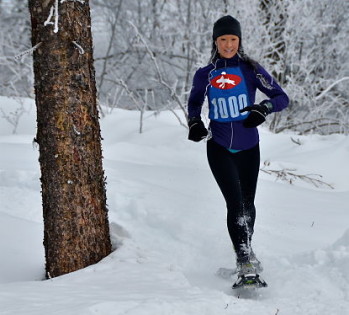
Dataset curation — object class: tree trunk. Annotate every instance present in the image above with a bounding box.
[28,0,112,278]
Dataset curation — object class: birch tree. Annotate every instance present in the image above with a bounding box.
[28,0,111,278]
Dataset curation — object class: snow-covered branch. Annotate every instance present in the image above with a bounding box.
[14,42,42,61]
[260,161,334,189]
[0,99,28,134]
[44,0,85,34]
[72,41,85,54]
[128,21,188,124]
[44,0,59,33]
[315,77,349,100]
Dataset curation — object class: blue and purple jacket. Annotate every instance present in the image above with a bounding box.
[187,55,289,150]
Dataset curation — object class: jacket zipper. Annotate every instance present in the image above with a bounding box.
[229,122,234,149]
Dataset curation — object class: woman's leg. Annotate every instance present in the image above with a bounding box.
[207,140,260,263]
[236,144,260,244]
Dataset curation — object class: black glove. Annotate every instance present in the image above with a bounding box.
[239,102,273,128]
[188,117,208,142]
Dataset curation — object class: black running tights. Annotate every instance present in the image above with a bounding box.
[207,140,260,263]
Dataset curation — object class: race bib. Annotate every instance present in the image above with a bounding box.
[208,67,250,122]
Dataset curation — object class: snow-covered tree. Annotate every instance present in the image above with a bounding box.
[1,0,348,135]
[0,0,32,97]
[273,0,349,134]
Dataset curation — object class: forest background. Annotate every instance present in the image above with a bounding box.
[0,0,348,135]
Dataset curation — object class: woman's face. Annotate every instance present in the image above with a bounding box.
[215,34,240,59]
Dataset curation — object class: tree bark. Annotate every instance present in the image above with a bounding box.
[28,0,111,278]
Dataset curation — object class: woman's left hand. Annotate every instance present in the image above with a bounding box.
[239,102,272,128]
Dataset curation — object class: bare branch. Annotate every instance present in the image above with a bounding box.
[260,161,334,189]
[128,21,189,123]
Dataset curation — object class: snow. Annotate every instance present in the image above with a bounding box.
[72,41,85,55]
[0,97,348,314]
[44,0,59,33]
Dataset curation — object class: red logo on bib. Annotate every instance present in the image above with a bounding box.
[211,72,241,90]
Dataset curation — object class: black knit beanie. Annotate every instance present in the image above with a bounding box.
[212,15,241,40]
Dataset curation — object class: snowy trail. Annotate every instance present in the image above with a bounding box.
[0,100,349,314]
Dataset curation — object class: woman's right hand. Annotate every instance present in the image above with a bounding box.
[188,117,208,142]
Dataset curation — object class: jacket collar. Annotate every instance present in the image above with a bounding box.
[213,55,240,68]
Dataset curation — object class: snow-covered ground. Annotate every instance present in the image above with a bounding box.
[0,97,348,314]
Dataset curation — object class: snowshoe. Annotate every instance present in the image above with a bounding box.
[232,262,267,289]
[232,273,268,289]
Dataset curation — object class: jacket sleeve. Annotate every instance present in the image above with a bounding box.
[255,64,289,112]
[187,68,209,119]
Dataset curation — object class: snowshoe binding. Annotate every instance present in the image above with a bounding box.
[249,250,263,273]
[217,251,264,280]
[232,262,267,290]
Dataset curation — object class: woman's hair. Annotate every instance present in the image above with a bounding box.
[209,40,258,71]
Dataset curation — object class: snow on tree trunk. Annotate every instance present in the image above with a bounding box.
[28,0,111,278]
